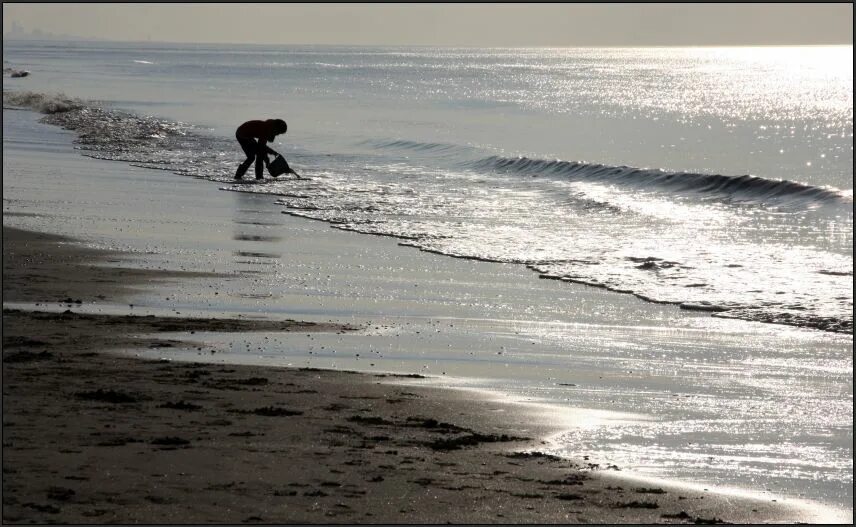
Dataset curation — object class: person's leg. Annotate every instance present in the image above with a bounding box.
[254,143,267,179]
[235,136,256,180]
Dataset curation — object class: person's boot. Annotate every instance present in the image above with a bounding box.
[235,159,252,180]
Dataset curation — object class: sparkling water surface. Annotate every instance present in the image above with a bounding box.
[3,41,852,515]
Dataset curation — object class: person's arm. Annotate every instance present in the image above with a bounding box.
[263,129,280,156]
[258,140,279,164]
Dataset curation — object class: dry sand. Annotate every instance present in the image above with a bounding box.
[2,225,819,523]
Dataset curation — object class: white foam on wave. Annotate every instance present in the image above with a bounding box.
[3,91,83,114]
[7,89,852,335]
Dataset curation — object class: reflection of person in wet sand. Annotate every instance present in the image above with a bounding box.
[234,118,301,180]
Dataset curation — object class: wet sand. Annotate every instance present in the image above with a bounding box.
[2,229,820,524]
[3,106,840,523]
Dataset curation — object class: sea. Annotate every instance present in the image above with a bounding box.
[3,40,853,516]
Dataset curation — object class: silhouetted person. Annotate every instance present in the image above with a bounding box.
[235,118,289,180]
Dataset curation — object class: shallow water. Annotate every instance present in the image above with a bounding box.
[3,42,853,333]
[3,42,853,515]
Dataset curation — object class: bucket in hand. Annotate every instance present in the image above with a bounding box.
[268,155,291,177]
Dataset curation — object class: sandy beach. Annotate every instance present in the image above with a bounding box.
[2,225,817,524]
[3,101,844,523]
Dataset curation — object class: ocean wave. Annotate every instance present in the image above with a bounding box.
[3,67,31,78]
[371,139,463,153]
[312,62,349,69]
[466,155,850,207]
[712,308,852,334]
[3,91,84,114]
[8,91,851,335]
[4,90,235,182]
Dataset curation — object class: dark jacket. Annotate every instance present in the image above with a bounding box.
[236,120,279,142]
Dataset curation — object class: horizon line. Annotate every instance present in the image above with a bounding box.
[3,37,853,49]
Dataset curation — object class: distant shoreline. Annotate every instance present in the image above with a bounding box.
[3,37,852,49]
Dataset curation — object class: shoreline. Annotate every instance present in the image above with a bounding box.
[5,87,852,337]
[1,226,831,523]
[3,105,850,522]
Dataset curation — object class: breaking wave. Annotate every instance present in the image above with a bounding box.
[370,139,467,154]
[368,139,848,208]
[3,90,231,177]
[5,91,852,335]
[3,91,84,114]
[466,155,850,207]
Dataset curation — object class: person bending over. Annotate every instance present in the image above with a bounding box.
[234,118,289,180]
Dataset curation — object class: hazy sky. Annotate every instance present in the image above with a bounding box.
[3,3,853,47]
